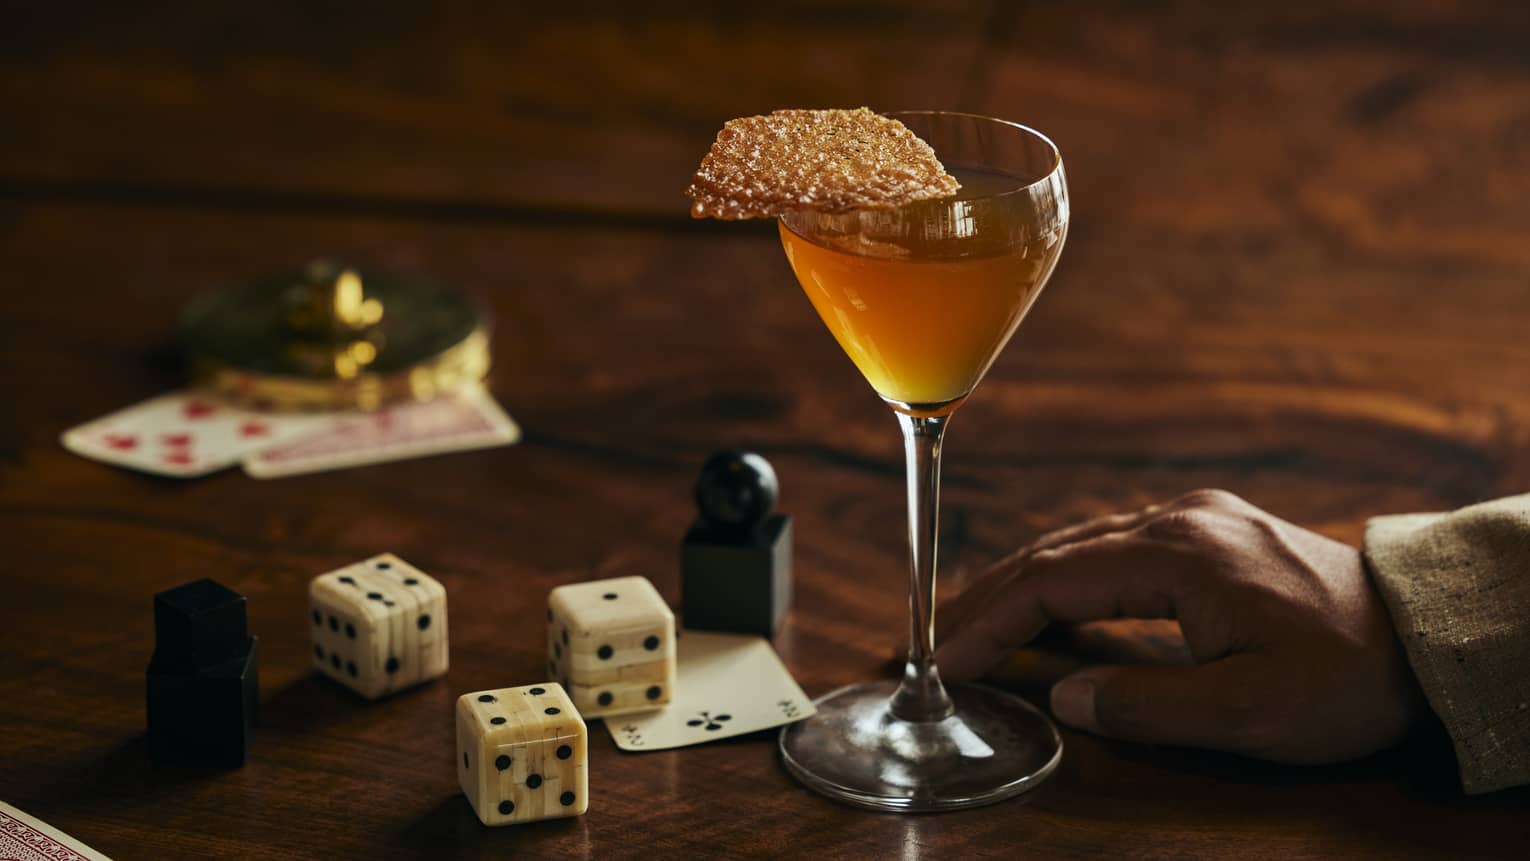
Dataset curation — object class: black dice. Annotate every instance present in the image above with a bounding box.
[145,579,258,767]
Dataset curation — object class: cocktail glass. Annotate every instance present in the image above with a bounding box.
[776,111,1069,812]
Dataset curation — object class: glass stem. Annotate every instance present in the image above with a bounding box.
[889,411,956,723]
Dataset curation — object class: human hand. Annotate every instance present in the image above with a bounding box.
[935,490,1429,763]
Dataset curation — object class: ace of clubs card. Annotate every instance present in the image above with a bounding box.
[608,631,815,751]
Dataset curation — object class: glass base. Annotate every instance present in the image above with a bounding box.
[778,680,1062,812]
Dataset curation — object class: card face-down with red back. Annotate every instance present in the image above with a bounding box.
[60,390,330,478]
[0,799,115,860]
[242,384,519,479]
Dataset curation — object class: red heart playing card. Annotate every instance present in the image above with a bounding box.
[61,391,329,478]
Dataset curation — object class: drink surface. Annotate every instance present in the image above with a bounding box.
[779,167,1063,412]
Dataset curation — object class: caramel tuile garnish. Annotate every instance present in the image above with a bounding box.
[686,108,961,220]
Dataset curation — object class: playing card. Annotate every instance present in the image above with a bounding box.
[243,384,519,478]
[61,390,330,478]
[607,631,814,751]
[0,800,113,861]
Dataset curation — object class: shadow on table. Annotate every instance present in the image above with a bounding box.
[21,734,223,810]
[256,672,375,732]
[392,795,593,860]
[1096,730,1453,788]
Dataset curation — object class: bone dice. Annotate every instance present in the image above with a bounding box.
[309,553,448,699]
[457,683,588,825]
[547,576,676,718]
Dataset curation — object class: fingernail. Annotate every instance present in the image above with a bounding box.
[1051,678,1098,732]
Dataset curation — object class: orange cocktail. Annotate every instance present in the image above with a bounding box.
[779,168,1062,414]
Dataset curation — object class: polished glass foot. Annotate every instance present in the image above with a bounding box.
[779,680,1062,812]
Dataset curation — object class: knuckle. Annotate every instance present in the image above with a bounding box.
[1142,508,1221,542]
[1027,545,1068,566]
[1176,488,1244,510]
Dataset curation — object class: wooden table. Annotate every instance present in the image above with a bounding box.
[3,3,1528,858]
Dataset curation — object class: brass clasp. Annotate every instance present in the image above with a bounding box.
[282,260,387,379]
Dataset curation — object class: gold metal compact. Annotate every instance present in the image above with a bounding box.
[181,260,489,411]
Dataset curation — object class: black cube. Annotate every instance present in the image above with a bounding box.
[146,636,258,767]
[681,514,792,637]
[146,579,258,767]
[152,578,249,673]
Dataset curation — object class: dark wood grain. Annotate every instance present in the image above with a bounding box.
[3,2,1530,859]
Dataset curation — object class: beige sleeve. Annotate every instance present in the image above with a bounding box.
[1364,493,1530,794]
